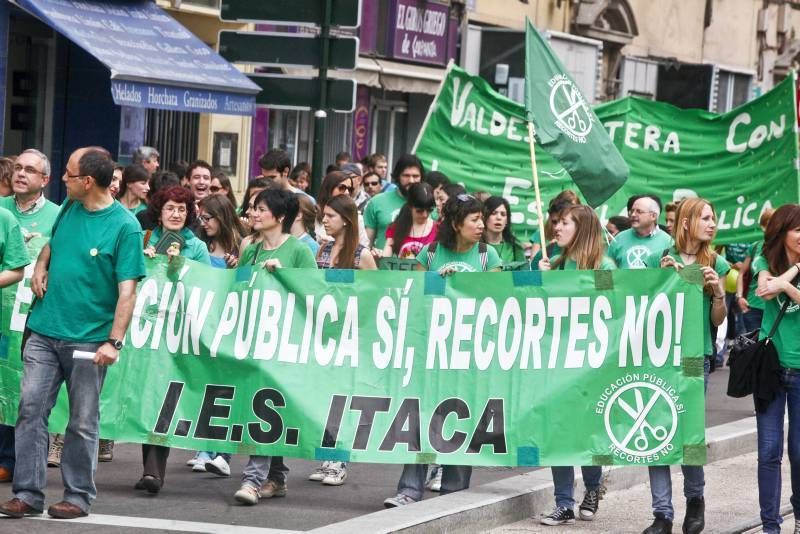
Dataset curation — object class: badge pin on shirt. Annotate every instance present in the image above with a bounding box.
[90,248,98,257]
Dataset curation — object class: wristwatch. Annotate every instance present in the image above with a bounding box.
[107,338,123,350]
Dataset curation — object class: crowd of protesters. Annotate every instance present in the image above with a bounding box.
[0,145,797,534]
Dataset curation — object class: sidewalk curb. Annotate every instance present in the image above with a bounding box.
[310,417,757,534]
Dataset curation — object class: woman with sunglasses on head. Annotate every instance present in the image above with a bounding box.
[307,195,376,487]
[641,198,728,534]
[384,193,501,509]
[383,182,438,259]
[210,171,238,209]
[198,194,246,269]
[483,196,526,265]
[536,204,614,527]
[233,188,317,506]
[181,194,247,476]
[136,186,210,495]
[751,204,800,534]
[315,171,369,246]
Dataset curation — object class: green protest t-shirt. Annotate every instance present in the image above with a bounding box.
[363,189,405,249]
[240,235,317,269]
[607,227,673,269]
[149,226,211,264]
[550,254,617,271]
[416,242,502,272]
[129,202,147,216]
[745,242,764,310]
[725,243,749,264]
[489,240,527,264]
[0,196,60,240]
[0,207,30,271]
[27,201,146,342]
[648,247,730,356]
[752,255,800,368]
[530,243,562,271]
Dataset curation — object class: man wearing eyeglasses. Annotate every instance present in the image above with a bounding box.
[341,163,370,213]
[0,149,61,483]
[607,195,673,269]
[0,147,145,520]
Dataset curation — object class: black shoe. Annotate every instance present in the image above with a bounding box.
[578,488,600,520]
[643,516,673,534]
[540,506,575,525]
[134,477,146,490]
[683,497,704,534]
[141,475,162,494]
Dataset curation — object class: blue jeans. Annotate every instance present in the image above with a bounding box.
[647,357,710,521]
[742,308,764,333]
[757,368,800,533]
[0,424,14,470]
[13,333,106,512]
[241,456,289,489]
[551,466,602,509]
[396,463,471,501]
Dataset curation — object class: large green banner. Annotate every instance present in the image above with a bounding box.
[414,64,799,245]
[1,258,707,466]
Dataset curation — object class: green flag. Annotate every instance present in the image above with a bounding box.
[524,19,629,207]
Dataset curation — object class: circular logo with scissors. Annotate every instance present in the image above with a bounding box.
[603,382,677,457]
[626,246,650,269]
[548,75,594,143]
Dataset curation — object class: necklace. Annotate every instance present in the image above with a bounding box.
[254,235,287,264]
[410,220,431,238]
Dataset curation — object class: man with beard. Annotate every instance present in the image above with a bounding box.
[363,154,423,251]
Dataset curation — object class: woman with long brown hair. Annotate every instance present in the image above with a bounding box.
[752,204,800,534]
[643,197,729,534]
[537,204,612,527]
[538,205,615,271]
[198,194,246,269]
[307,195,375,486]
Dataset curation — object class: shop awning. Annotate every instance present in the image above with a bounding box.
[285,57,445,96]
[13,0,260,116]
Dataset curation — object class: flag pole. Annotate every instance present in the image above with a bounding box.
[527,121,549,260]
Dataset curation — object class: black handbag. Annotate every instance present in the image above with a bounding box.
[727,294,792,398]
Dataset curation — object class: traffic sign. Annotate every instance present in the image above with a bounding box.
[220,0,362,29]
[219,31,358,70]
[248,74,356,113]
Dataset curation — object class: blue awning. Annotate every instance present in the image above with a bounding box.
[13,0,259,116]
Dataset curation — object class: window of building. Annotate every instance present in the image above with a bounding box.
[618,56,658,99]
[714,70,752,113]
[371,100,407,167]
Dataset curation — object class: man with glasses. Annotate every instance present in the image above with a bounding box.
[0,149,60,482]
[362,171,383,207]
[364,154,424,251]
[608,195,673,269]
[0,147,145,520]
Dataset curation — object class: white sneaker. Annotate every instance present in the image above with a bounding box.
[234,485,260,505]
[425,465,442,492]
[204,455,230,477]
[186,451,201,466]
[192,452,213,472]
[383,493,417,508]
[321,462,347,486]
[309,461,331,481]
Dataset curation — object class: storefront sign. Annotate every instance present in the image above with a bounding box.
[392,0,449,66]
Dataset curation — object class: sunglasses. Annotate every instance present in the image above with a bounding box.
[209,185,221,193]
[456,193,475,202]
[335,184,354,193]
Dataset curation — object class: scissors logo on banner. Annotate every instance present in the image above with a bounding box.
[549,77,593,143]
[604,382,678,457]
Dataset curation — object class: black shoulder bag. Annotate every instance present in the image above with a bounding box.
[727,279,796,404]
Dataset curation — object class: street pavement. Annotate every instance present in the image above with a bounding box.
[0,367,756,533]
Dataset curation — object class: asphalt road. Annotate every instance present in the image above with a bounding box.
[0,366,755,533]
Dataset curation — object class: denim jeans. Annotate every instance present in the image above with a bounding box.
[396,463,472,501]
[0,424,14,470]
[742,308,764,334]
[551,466,602,509]
[647,357,710,521]
[241,456,289,489]
[13,333,106,512]
[757,368,800,533]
